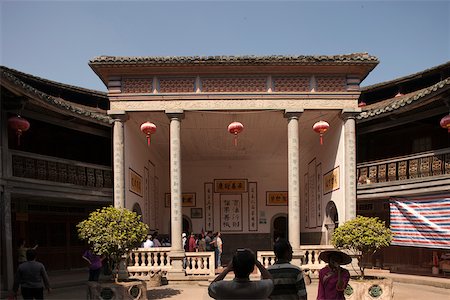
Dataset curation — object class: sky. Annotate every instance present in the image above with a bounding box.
[1,1,449,92]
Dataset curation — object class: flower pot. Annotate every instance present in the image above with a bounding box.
[87,279,147,300]
[345,277,393,300]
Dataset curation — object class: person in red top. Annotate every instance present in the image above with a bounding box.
[317,250,351,300]
[188,232,197,252]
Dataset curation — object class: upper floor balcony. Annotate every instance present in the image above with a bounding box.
[3,149,113,202]
[357,147,450,200]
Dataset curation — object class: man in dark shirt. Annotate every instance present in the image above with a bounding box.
[12,249,51,299]
[267,239,307,300]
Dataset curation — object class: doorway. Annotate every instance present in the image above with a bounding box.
[272,214,288,243]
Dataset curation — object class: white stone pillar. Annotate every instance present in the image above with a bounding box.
[341,110,358,221]
[166,110,185,279]
[284,110,303,251]
[110,112,128,208]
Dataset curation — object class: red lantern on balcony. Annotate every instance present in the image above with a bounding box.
[140,122,157,146]
[440,114,450,133]
[228,121,244,146]
[312,120,330,145]
[8,115,30,146]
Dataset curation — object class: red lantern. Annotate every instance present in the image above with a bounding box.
[358,100,366,107]
[227,121,244,146]
[140,122,157,146]
[8,115,30,146]
[440,114,450,133]
[312,120,330,145]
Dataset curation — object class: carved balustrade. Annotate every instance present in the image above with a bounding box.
[10,150,112,188]
[357,148,450,185]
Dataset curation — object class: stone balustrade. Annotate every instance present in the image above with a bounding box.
[257,245,334,277]
[127,245,345,281]
[127,248,215,280]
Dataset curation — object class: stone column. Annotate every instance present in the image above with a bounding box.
[0,189,14,290]
[166,110,185,279]
[341,110,358,221]
[110,112,128,208]
[284,110,303,257]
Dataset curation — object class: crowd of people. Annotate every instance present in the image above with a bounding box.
[11,235,351,300]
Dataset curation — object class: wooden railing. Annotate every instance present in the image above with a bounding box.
[357,148,450,185]
[9,150,112,188]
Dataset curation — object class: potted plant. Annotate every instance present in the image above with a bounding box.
[332,216,393,299]
[77,206,149,299]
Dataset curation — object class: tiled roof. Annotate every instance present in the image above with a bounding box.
[1,66,107,98]
[0,66,112,124]
[357,78,450,120]
[90,53,378,66]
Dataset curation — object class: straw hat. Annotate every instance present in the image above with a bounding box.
[319,250,352,265]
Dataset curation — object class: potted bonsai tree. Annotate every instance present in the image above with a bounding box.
[78,206,149,299]
[332,215,393,299]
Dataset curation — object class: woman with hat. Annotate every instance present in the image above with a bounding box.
[317,250,351,300]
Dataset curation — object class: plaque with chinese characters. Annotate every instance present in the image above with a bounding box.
[204,183,214,232]
[220,194,242,232]
[248,182,258,231]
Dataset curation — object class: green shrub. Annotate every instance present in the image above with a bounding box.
[332,215,392,278]
[77,206,148,277]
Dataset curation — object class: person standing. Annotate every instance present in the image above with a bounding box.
[152,232,162,247]
[143,234,154,248]
[214,232,223,269]
[188,232,197,252]
[12,249,51,300]
[208,248,273,299]
[205,231,213,251]
[317,250,351,300]
[82,249,104,282]
[197,234,206,252]
[17,239,38,265]
[267,239,307,300]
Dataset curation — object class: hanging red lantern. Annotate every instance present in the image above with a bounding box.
[8,115,30,146]
[312,120,330,145]
[440,114,450,133]
[227,121,244,146]
[140,122,157,146]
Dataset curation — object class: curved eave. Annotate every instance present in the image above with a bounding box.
[357,78,450,122]
[1,68,113,125]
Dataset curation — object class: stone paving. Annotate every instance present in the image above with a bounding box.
[41,280,450,300]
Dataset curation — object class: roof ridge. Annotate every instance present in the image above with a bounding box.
[89,53,379,64]
[361,60,450,91]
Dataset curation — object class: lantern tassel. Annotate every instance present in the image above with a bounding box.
[17,130,22,146]
[234,133,238,147]
[320,134,323,145]
[147,135,151,146]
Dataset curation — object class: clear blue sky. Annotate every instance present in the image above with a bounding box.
[1,1,449,92]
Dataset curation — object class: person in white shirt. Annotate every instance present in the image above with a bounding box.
[143,235,154,248]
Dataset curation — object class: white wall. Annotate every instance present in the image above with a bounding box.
[122,114,348,238]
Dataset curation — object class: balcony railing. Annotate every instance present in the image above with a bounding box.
[357,148,450,185]
[9,150,112,188]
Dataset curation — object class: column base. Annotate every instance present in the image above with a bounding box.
[166,250,186,280]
